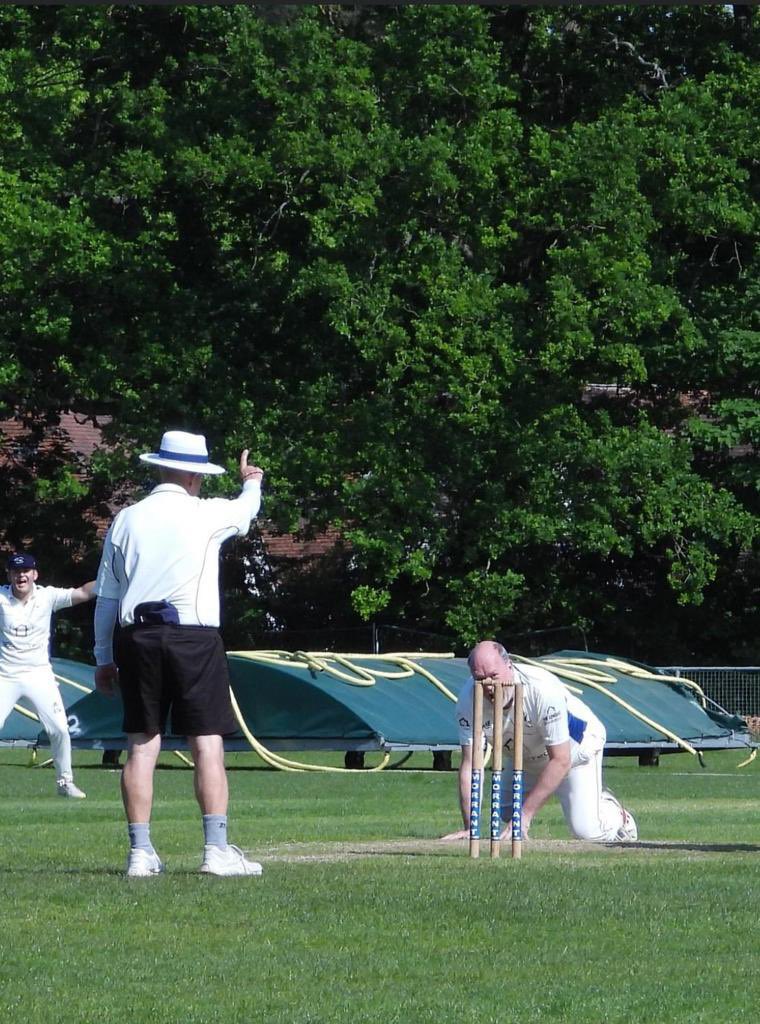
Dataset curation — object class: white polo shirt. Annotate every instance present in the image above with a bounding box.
[0,584,74,679]
[456,662,606,768]
[95,480,261,627]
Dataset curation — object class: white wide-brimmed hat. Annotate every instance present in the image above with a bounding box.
[139,430,226,475]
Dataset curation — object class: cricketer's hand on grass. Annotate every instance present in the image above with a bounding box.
[438,822,530,842]
[439,829,469,842]
[95,663,119,697]
[509,818,531,840]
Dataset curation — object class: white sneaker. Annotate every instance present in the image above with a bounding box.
[615,807,638,842]
[56,778,86,799]
[126,848,164,878]
[602,789,638,842]
[200,843,262,877]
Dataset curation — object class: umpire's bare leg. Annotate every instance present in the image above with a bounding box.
[122,732,161,821]
[189,734,228,813]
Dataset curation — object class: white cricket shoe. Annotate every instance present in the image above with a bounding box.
[200,844,263,877]
[126,848,164,878]
[602,788,638,842]
[56,778,86,799]
[615,807,638,842]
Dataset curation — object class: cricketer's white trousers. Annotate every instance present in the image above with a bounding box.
[0,669,73,780]
[512,726,627,842]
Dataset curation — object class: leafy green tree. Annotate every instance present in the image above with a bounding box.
[1,5,759,664]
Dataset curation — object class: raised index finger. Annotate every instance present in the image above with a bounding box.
[239,448,250,474]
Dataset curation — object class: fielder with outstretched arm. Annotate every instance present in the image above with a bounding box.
[0,552,95,798]
[440,640,638,843]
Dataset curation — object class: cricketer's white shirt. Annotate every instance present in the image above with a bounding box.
[0,584,74,679]
[95,480,261,627]
[456,662,606,768]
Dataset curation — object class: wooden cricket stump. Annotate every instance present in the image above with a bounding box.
[511,681,524,860]
[468,680,484,858]
[490,679,504,858]
[469,678,523,860]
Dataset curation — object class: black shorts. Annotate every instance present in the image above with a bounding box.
[115,625,238,737]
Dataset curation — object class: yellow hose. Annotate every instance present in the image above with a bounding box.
[225,651,456,772]
[391,657,458,702]
[513,653,752,761]
[513,654,699,756]
[13,703,40,722]
[547,656,709,707]
[737,748,757,769]
[53,673,93,694]
[228,687,390,773]
[14,702,47,770]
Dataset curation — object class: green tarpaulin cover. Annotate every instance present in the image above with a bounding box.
[3,650,746,758]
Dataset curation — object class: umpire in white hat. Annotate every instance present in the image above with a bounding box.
[93,430,264,877]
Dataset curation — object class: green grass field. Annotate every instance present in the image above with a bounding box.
[1,747,758,1023]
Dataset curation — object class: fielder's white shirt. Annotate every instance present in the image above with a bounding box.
[456,662,606,768]
[0,584,74,679]
[95,480,261,627]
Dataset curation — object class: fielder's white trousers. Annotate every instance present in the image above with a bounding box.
[516,727,626,842]
[0,669,73,780]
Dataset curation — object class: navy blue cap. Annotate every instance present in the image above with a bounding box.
[6,553,37,571]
